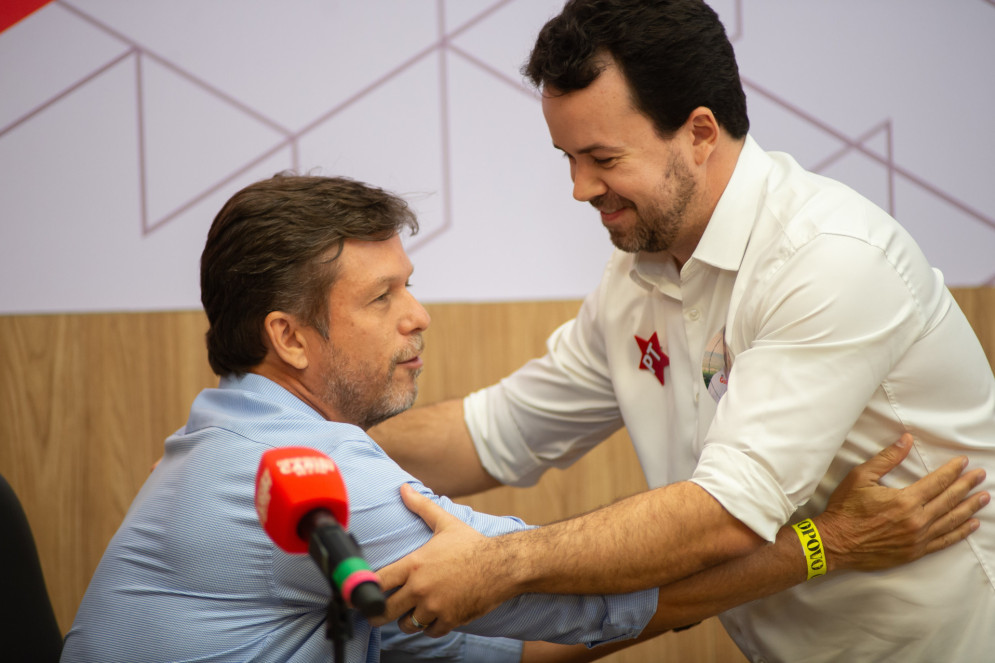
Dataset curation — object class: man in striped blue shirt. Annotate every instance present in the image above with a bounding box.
[61,174,660,663]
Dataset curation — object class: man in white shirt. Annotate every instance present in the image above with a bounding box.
[370,1,995,660]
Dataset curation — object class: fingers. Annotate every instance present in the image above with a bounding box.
[401,483,445,532]
[852,434,913,482]
[372,483,490,637]
[924,489,988,553]
[395,609,435,635]
[399,482,453,532]
[423,618,455,638]
[920,466,986,521]
[375,485,455,593]
[904,455,970,510]
[369,577,415,626]
[923,518,981,556]
[375,558,407,595]
[921,474,989,557]
[377,584,454,637]
[370,484,465,628]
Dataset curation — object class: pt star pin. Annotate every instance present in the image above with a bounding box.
[635,332,669,386]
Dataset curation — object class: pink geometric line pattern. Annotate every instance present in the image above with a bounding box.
[725,0,744,42]
[0,46,134,138]
[3,0,532,244]
[427,0,454,253]
[810,119,895,215]
[744,77,995,235]
[3,0,992,284]
[728,0,995,285]
[135,50,146,233]
[448,42,540,102]
[55,0,299,236]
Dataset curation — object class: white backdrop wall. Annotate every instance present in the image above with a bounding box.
[2,0,993,314]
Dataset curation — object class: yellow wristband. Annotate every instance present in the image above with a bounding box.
[792,518,828,580]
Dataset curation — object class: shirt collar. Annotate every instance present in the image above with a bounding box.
[219,372,325,421]
[693,134,771,272]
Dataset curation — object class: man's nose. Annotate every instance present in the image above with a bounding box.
[404,293,431,334]
[572,162,607,202]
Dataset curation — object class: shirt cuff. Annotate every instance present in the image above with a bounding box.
[380,623,523,662]
[591,588,659,645]
[461,634,524,662]
[464,388,548,487]
[690,444,795,542]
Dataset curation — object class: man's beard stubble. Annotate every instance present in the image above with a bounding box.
[319,335,423,431]
[593,153,696,254]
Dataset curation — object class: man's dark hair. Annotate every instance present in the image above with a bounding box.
[200,174,418,377]
[524,0,749,139]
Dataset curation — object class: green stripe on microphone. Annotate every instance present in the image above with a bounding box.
[332,556,373,587]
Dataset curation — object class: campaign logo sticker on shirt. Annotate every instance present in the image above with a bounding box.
[635,332,669,386]
[702,327,730,402]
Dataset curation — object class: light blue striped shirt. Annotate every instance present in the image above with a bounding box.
[62,373,657,662]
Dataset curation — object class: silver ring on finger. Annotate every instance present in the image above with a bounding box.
[410,613,429,630]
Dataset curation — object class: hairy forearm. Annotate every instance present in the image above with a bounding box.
[377,435,986,643]
[645,521,806,633]
[529,523,814,663]
[492,481,764,597]
[368,399,500,497]
[520,519,838,662]
[517,518,793,663]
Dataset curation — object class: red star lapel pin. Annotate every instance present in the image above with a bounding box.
[635,332,669,386]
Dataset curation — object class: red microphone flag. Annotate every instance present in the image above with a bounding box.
[255,446,350,553]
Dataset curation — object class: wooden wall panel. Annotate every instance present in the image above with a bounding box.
[2,286,993,661]
[952,287,995,370]
[0,311,216,631]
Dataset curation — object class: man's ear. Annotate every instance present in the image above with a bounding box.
[685,106,720,165]
[262,310,309,370]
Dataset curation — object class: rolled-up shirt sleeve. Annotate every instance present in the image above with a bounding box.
[692,235,926,541]
[465,287,626,487]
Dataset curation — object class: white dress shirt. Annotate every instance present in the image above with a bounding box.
[465,136,995,662]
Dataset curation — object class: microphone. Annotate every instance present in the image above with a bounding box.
[255,446,385,617]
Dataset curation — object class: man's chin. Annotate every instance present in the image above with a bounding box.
[608,229,640,253]
[364,389,419,429]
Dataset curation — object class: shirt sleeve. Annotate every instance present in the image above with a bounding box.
[464,284,626,486]
[319,437,657,646]
[380,622,523,663]
[691,234,928,541]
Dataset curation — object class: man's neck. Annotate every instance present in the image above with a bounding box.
[250,362,345,425]
[672,136,746,268]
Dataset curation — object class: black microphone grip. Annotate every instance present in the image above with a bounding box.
[299,509,386,618]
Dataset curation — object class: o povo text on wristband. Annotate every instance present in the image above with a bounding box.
[792,518,828,580]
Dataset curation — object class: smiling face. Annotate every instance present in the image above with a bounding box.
[303,234,430,430]
[542,62,708,261]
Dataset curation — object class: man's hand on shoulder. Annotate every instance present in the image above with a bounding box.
[373,483,517,637]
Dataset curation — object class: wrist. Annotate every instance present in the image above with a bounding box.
[809,513,846,573]
[488,529,540,598]
[792,518,829,579]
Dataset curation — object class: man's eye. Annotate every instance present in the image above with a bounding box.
[593,157,616,166]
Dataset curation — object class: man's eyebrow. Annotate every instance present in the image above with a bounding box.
[552,142,621,155]
[368,266,414,290]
